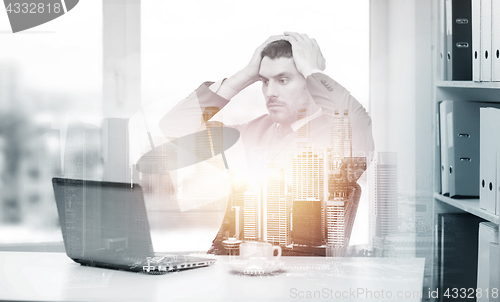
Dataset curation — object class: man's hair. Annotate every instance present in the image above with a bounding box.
[260,40,293,59]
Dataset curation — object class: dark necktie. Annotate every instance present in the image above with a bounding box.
[269,124,293,147]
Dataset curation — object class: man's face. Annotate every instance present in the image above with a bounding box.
[259,56,314,125]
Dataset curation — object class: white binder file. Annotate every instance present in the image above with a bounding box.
[472,0,481,81]
[436,112,442,194]
[478,222,498,302]
[497,149,500,215]
[440,101,449,195]
[481,0,492,81]
[447,101,480,197]
[448,101,500,198]
[492,0,500,81]
[480,107,497,213]
[490,242,500,302]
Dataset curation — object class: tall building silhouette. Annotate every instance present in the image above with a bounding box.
[292,147,327,241]
[190,107,226,207]
[330,109,352,170]
[263,166,291,246]
[325,110,367,255]
[243,190,260,241]
[230,191,245,239]
[328,109,354,198]
[370,152,398,252]
[292,147,326,200]
[217,191,245,240]
[326,198,346,246]
[292,198,323,246]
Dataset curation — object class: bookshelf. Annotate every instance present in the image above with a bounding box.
[436,80,500,89]
[431,0,500,299]
[433,193,499,224]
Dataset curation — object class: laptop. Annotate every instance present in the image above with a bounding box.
[52,177,216,274]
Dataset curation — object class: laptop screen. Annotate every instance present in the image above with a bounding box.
[52,178,154,264]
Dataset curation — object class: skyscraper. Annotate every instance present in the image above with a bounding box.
[292,198,323,246]
[369,152,398,251]
[195,107,227,207]
[326,198,346,246]
[264,167,291,246]
[243,190,260,241]
[292,147,325,201]
[292,147,327,241]
[330,109,352,170]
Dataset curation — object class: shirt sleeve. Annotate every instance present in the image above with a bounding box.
[158,81,231,139]
[306,72,375,163]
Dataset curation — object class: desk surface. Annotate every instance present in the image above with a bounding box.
[0,252,425,302]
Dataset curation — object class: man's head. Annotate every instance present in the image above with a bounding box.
[259,40,318,125]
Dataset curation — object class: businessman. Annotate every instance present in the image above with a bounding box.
[160,32,373,173]
[158,32,374,253]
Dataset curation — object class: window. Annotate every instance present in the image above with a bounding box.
[0,1,102,246]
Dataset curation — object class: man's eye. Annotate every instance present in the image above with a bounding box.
[261,79,269,85]
[279,78,289,84]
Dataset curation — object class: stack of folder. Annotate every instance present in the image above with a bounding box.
[438,0,500,81]
[477,222,499,302]
[480,107,500,214]
[436,213,484,301]
[439,101,500,198]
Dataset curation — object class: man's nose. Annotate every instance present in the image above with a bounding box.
[265,81,278,98]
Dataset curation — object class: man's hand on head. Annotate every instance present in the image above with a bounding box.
[242,35,286,83]
[221,35,285,98]
[283,32,326,78]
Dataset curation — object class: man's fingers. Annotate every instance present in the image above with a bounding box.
[281,35,301,50]
[283,32,326,73]
[284,31,306,43]
[301,33,312,44]
[310,38,326,70]
[281,35,296,44]
[285,31,314,45]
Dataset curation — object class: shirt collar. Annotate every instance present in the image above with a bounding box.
[279,108,323,132]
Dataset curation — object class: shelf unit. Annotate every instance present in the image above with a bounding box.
[431,0,500,298]
[436,80,500,89]
[433,193,499,224]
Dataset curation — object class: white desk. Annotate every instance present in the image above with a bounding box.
[0,252,425,301]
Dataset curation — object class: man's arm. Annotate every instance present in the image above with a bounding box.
[158,82,230,139]
[159,35,285,138]
[284,32,375,163]
[307,71,375,163]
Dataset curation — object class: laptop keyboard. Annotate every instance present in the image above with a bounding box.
[140,255,216,274]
